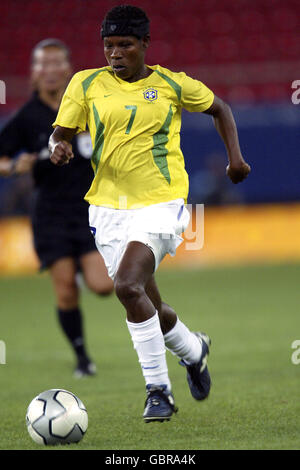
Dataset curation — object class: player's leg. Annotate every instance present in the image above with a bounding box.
[50,257,79,309]
[50,257,95,377]
[144,276,176,333]
[146,277,202,362]
[146,276,211,401]
[79,250,114,296]
[114,241,177,422]
[114,241,156,322]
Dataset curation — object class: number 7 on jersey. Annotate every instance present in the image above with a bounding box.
[125,105,137,135]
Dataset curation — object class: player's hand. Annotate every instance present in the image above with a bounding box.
[0,157,13,176]
[14,153,37,174]
[226,160,251,184]
[50,141,74,166]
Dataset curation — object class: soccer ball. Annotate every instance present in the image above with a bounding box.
[26,389,88,445]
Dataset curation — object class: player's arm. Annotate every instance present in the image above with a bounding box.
[49,71,88,166]
[204,95,251,184]
[0,108,37,176]
[0,153,37,176]
[49,126,76,166]
[0,156,14,176]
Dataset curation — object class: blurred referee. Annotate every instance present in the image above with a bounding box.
[0,39,113,377]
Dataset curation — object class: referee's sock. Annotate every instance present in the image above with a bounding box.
[163,317,202,365]
[57,307,90,364]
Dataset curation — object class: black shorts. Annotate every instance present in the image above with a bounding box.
[31,198,97,270]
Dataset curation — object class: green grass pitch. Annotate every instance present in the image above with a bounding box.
[0,263,299,450]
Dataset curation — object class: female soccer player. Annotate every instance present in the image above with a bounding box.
[49,5,250,421]
[0,39,113,377]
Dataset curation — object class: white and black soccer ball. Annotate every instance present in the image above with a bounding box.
[26,389,88,445]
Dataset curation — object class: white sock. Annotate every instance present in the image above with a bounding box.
[126,311,171,390]
[164,318,202,364]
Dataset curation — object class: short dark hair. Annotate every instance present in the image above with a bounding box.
[101,4,150,39]
[31,38,71,63]
[104,5,149,23]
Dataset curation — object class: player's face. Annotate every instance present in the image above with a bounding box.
[103,35,149,82]
[31,47,72,93]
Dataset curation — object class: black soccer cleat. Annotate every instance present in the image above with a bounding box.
[179,332,211,401]
[143,385,178,423]
[74,359,97,378]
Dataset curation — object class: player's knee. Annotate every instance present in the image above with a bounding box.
[55,281,78,309]
[114,278,144,305]
[57,293,78,310]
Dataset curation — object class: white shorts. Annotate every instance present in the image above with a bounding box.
[89,199,190,280]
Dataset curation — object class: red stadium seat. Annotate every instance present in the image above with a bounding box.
[54,0,82,19]
[146,40,174,66]
[210,36,239,63]
[274,33,300,59]
[0,0,297,106]
[206,11,234,35]
[172,15,203,38]
[227,85,256,104]
[270,7,298,32]
[150,15,173,40]
[259,83,290,102]
[75,20,100,45]
[241,36,273,62]
[238,10,265,34]
[174,38,207,66]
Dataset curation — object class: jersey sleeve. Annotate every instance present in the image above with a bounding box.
[53,72,88,133]
[181,74,214,113]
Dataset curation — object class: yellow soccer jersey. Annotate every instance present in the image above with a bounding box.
[53,64,214,209]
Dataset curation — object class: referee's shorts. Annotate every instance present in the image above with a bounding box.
[32,200,97,270]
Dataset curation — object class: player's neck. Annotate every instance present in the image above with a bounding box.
[38,89,65,111]
[125,65,153,83]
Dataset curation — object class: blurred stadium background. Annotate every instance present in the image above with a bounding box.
[0,0,299,272]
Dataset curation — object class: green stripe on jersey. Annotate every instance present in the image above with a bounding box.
[152,104,173,184]
[82,68,109,96]
[154,70,182,101]
[91,103,104,173]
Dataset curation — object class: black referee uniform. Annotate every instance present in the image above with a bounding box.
[0,92,96,269]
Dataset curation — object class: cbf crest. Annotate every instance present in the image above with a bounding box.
[143,88,158,102]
